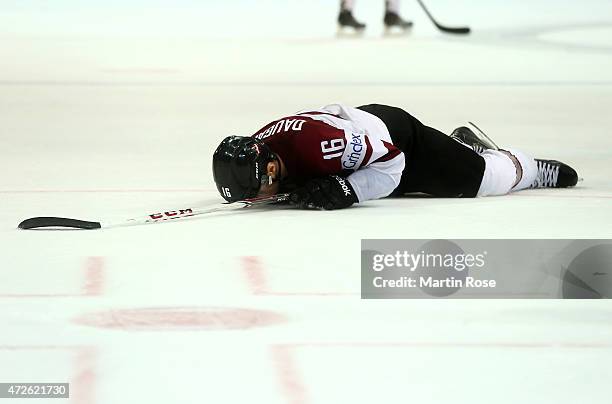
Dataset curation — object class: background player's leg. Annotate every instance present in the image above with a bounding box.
[342,0,355,10]
[357,104,485,197]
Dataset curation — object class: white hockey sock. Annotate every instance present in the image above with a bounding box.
[341,0,355,11]
[505,147,537,191]
[385,0,400,13]
[476,148,537,196]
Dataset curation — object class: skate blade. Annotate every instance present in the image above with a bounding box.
[337,24,365,37]
[467,121,500,150]
[383,24,413,37]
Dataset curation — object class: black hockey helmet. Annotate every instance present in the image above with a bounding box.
[212,136,277,202]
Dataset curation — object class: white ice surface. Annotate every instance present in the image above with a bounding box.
[1,1,612,403]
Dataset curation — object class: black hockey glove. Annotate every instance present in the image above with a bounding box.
[290,175,358,210]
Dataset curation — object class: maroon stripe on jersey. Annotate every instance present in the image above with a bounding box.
[372,141,402,163]
[362,136,374,166]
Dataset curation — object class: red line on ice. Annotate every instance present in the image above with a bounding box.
[270,345,309,404]
[71,347,98,404]
[241,256,268,295]
[83,257,105,296]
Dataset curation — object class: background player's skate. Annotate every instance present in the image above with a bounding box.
[383,0,413,36]
[337,2,366,36]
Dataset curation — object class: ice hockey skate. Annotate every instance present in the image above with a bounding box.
[337,10,366,36]
[531,159,579,188]
[383,11,413,35]
[450,122,500,153]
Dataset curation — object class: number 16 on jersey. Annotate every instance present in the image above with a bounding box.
[321,139,345,160]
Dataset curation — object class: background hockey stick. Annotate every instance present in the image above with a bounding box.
[18,193,290,230]
[416,0,471,34]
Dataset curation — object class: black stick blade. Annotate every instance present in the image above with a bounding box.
[438,26,470,34]
[18,217,102,230]
[416,0,471,35]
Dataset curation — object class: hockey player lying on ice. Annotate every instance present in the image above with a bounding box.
[212,104,578,210]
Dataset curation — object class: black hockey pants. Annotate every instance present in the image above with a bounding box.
[357,104,486,198]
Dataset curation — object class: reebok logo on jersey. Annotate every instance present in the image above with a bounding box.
[341,133,366,170]
[333,175,352,196]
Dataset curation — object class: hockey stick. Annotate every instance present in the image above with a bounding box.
[416,0,471,34]
[17,193,291,230]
